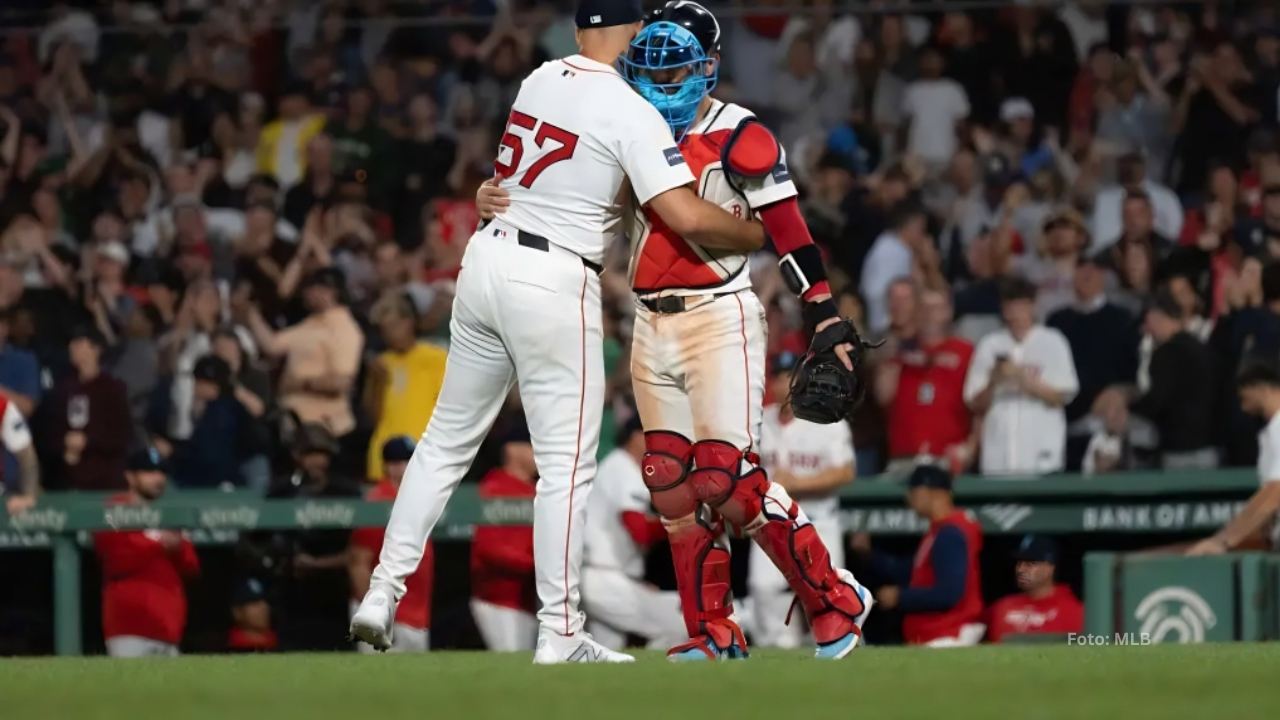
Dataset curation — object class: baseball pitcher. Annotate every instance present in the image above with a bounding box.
[350,0,764,665]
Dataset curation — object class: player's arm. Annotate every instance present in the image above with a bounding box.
[786,462,855,497]
[645,186,766,251]
[1187,482,1280,555]
[619,103,766,252]
[722,119,859,368]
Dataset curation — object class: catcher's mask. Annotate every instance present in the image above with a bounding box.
[621,14,719,140]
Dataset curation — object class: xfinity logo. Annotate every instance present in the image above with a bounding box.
[294,502,356,529]
[199,506,261,530]
[8,508,68,533]
[103,505,161,529]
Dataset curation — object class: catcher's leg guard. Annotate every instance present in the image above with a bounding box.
[641,430,699,520]
[687,440,766,528]
[750,481,867,648]
[642,432,746,657]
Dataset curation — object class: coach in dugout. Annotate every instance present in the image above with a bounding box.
[986,535,1083,643]
[93,448,200,657]
[852,464,985,646]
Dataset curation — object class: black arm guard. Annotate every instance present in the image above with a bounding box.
[788,319,880,424]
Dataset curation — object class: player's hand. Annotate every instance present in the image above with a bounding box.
[475,178,510,220]
[1186,537,1228,557]
[814,317,855,371]
[875,585,901,610]
[5,494,36,515]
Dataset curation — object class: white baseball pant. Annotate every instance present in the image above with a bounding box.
[582,566,687,650]
[370,224,604,637]
[631,291,766,449]
[747,516,844,648]
[105,636,179,657]
[471,599,539,651]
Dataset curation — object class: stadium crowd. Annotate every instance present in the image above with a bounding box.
[0,0,1279,652]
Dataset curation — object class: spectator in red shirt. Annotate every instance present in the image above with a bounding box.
[348,436,434,653]
[226,577,278,653]
[470,425,538,651]
[875,288,975,474]
[987,535,1083,643]
[41,326,131,490]
[93,448,200,657]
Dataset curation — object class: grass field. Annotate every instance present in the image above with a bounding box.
[4,644,1279,720]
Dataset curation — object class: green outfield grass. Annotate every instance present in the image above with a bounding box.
[3,644,1278,720]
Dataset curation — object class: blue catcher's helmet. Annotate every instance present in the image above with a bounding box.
[621,1,722,139]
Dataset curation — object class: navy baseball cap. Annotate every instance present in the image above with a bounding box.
[1015,535,1060,564]
[381,436,416,463]
[575,0,644,29]
[906,464,952,490]
[127,446,168,473]
[231,577,268,606]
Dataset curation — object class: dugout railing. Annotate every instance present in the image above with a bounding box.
[0,469,1258,655]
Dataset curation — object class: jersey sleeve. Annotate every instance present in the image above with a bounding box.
[1,402,32,453]
[615,100,695,205]
[1261,428,1280,484]
[737,142,799,212]
[827,422,855,469]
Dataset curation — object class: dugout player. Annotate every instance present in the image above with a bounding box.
[478,1,872,661]
[1186,359,1280,555]
[986,536,1083,643]
[93,448,200,657]
[349,437,433,653]
[470,426,538,651]
[582,416,687,650]
[350,0,765,664]
[748,352,855,649]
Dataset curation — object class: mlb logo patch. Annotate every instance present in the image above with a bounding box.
[771,162,791,183]
[590,14,602,23]
[663,147,686,166]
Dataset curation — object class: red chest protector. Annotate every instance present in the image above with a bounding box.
[631,128,747,293]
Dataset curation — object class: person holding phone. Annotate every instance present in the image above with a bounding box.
[963,276,1079,476]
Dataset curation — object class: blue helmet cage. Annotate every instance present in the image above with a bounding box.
[621,21,719,140]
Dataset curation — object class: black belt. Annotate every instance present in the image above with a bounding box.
[490,226,603,275]
[640,291,739,314]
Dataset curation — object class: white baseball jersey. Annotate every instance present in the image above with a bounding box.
[1256,409,1280,548]
[758,404,854,528]
[496,54,695,266]
[963,325,1080,475]
[627,99,798,296]
[584,448,651,579]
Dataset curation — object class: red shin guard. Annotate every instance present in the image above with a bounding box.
[753,503,865,644]
[667,519,735,638]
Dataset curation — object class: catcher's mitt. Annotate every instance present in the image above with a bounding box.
[789,319,880,424]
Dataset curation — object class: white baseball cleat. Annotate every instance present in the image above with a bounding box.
[532,629,635,665]
[349,587,397,652]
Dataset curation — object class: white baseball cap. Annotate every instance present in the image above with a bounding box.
[999,97,1035,123]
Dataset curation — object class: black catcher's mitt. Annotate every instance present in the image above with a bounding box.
[789,319,879,424]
